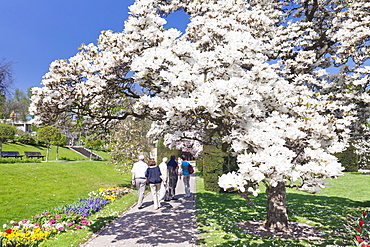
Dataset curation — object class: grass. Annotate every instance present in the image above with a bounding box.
[0,160,132,226]
[0,143,138,246]
[1,151,369,246]
[2,142,90,161]
[196,172,370,246]
[2,142,111,161]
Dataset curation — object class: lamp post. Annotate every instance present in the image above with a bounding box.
[10,111,16,126]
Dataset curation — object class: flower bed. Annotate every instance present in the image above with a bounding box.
[353,212,370,247]
[0,187,132,247]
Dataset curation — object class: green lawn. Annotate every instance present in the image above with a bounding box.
[2,142,110,161]
[1,153,368,247]
[0,143,137,246]
[196,172,370,246]
[0,160,130,226]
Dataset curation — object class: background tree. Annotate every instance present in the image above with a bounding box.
[37,126,62,161]
[0,59,13,96]
[83,135,104,160]
[3,88,30,122]
[0,94,5,120]
[156,138,181,166]
[0,123,16,152]
[0,59,13,119]
[51,134,66,161]
[29,0,370,233]
[85,136,104,151]
[109,116,153,173]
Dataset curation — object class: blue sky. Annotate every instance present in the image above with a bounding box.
[1,0,189,95]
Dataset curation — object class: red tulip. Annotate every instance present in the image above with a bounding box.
[359,220,365,227]
[356,236,364,243]
[356,227,363,233]
[5,229,12,234]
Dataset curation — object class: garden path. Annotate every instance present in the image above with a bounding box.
[81,172,197,247]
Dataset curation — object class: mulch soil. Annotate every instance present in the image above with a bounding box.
[238,220,325,240]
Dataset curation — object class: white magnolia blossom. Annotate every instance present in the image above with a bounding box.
[30,0,370,198]
[354,138,370,169]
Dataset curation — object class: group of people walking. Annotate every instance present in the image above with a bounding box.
[131,154,193,210]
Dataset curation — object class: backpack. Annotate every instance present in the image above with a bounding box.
[188,163,194,174]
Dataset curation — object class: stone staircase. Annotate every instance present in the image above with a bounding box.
[69,146,103,160]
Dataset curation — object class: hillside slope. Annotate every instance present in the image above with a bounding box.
[2,142,110,161]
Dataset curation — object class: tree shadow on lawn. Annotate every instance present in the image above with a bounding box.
[197,190,366,246]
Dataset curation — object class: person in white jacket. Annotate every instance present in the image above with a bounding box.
[158,157,168,200]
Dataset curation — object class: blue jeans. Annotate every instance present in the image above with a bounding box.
[183,175,191,197]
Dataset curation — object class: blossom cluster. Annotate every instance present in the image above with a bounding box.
[353,139,370,169]
[353,212,370,247]
[0,187,132,246]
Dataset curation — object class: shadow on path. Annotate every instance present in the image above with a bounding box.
[82,173,196,247]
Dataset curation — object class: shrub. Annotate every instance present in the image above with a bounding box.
[196,158,203,172]
[203,144,224,193]
[336,142,358,172]
[156,138,182,164]
[13,132,37,145]
[0,157,40,164]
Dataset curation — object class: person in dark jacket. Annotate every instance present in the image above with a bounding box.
[166,155,179,200]
[145,158,166,209]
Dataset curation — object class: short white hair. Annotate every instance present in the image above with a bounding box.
[138,155,145,160]
[162,157,168,162]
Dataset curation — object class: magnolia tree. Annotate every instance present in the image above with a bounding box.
[30,0,370,232]
[354,138,370,169]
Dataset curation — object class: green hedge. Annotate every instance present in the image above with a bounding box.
[156,139,182,164]
[203,145,225,193]
[196,159,203,172]
[202,144,239,193]
[335,142,358,172]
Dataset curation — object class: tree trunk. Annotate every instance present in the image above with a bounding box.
[265,181,289,232]
[46,144,50,162]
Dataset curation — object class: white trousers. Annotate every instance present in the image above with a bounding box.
[150,183,161,209]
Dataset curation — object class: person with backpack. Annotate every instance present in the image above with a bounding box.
[180,155,193,198]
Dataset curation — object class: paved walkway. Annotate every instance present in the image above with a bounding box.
[82,173,197,247]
